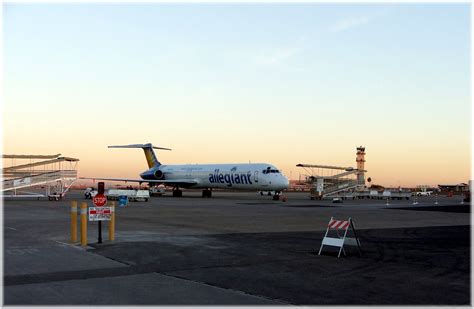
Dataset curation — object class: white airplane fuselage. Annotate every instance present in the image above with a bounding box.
[140,163,289,191]
[85,143,290,197]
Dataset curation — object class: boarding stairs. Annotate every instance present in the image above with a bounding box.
[2,154,79,198]
[3,170,77,192]
[322,180,359,197]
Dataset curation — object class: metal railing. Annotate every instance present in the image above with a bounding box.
[2,170,77,192]
[322,180,359,197]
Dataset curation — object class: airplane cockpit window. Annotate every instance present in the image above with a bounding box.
[263,168,280,174]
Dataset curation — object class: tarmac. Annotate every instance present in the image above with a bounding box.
[3,190,471,305]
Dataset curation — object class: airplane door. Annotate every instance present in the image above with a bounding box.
[254,171,258,183]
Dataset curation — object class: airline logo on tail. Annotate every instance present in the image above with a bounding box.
[108,143,171,169]
[143,148,159,168]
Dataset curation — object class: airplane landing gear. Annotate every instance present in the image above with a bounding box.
[172,188,183,197]
[273,191,281,201]
[202,189,212,198]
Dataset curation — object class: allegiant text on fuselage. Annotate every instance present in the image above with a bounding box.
[208,169,253,187]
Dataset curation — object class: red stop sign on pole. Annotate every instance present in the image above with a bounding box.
[93,194,107,207]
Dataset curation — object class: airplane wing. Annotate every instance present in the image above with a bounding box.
[79,177,198,185]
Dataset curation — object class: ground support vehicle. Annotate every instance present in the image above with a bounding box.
[107,189,150,202]
[84,188,98,199]
[150,186,166,197]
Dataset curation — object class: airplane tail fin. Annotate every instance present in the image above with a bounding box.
[108,143,172,169]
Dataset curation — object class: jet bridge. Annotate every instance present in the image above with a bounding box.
[2,154,79,199]
[296,164,366,199]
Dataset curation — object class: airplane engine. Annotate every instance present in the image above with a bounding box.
[154,170,165,180]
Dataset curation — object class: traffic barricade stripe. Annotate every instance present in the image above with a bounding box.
[318,217,362,258]
[328,220,350,230]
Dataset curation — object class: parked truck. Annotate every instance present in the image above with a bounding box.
[413,190,433,197]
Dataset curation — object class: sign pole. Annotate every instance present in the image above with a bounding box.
[108,202,115,241]
[98,221,102,244]
[97,182,105,244]
[89,181,112,243]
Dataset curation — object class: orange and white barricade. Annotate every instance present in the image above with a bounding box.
[318,217,362,258]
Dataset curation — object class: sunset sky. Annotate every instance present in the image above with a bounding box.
[3,3,471,187]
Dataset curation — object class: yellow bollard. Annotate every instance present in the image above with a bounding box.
[70,201,78,243]
[108,201,115,241]
[80,202,88,247]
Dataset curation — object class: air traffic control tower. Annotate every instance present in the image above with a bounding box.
[356,146,366,187]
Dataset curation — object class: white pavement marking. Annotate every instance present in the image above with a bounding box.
[54,241,94,250]
[5,248,39,255]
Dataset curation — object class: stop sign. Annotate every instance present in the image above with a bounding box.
[93,194,107,207]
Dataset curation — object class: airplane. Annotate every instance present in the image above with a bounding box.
[82,143,289,198]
